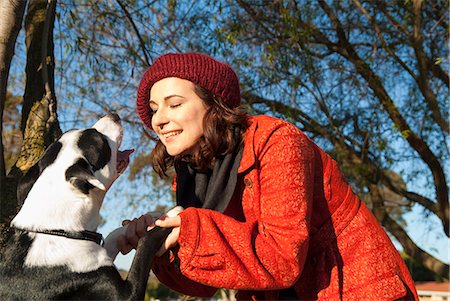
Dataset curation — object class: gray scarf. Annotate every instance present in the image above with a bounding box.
[175,133,243,212]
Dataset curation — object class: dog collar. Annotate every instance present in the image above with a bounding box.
[13,228,104,245]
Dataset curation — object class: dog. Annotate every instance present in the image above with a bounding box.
[0,113,172,300]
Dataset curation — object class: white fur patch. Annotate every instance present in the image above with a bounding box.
[103,226,127,261]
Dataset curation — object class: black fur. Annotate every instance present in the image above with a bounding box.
[16,141,63,206]
[78,129,111,171]
[0,227,171,300]
[65,159,97,194]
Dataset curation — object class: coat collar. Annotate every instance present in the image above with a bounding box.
[238,116,257,174]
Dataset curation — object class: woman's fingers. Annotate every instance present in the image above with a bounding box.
[156,227,180,257]
[145,213,156,227]
[153,209,183,256]
[148,207,182,230]
[118,208,182,254]
[166,206,184,217]
[155,215,181,228]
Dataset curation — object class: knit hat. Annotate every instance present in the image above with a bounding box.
[136,52,241,130]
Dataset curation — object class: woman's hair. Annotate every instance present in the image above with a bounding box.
[151,85,249,178]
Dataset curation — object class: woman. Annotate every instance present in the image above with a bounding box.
[119,52,418,300]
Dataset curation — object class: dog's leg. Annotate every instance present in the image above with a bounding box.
[126,226,172,300]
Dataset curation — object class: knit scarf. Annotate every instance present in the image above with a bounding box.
[175,133,243,213]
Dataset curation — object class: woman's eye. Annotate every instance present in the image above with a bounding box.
[170,103,181,109]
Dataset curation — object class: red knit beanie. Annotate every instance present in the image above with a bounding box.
[136,52,241,130]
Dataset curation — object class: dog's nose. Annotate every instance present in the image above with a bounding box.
[108,113,121,122]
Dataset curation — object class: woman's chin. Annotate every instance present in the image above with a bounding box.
[167,142,201,157]
[166,146,187,157]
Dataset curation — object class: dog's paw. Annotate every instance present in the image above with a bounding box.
[103,226,127,261]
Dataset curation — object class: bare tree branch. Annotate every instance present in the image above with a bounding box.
[375,1,449,87]
[41,0,61,146]
[352,0,417,81]
[370,185,449,279]
[116,0,151,66]
[380,175,440,216]
[411,0,449,133]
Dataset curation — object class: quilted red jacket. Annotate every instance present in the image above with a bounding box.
[152,115,418,300]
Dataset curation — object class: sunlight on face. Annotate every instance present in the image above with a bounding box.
[149,77,207,156]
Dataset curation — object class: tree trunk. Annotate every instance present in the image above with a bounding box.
[0,0,27,251]
[10,0,61,177]
[1,0,61,254]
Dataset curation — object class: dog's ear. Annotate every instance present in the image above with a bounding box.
[66,159,106,194]
[17,141,63,206]
[17,164,40,207]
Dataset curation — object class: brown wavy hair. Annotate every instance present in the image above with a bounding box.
[150,85,249,178]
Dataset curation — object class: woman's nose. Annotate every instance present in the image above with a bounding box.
[151,108,169,130]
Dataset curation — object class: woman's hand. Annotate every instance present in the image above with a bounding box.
[116,206,183,256]
[117,213,159,255]
[154,215,181,256]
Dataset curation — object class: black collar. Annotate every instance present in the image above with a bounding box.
[13,227,104,245]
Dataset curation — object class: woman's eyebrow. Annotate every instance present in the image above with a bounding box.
[164,94,185,101]
[150,94,186,104]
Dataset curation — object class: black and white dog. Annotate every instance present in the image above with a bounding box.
[0,114,172,300]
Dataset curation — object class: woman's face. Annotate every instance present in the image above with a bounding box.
[150,77,207,156]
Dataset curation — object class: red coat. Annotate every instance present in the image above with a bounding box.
[153,115,418,300]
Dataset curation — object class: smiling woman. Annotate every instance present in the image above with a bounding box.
[120,52,419,301]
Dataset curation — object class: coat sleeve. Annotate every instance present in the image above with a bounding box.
[159,122,315,290]
[152,249,218,297]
